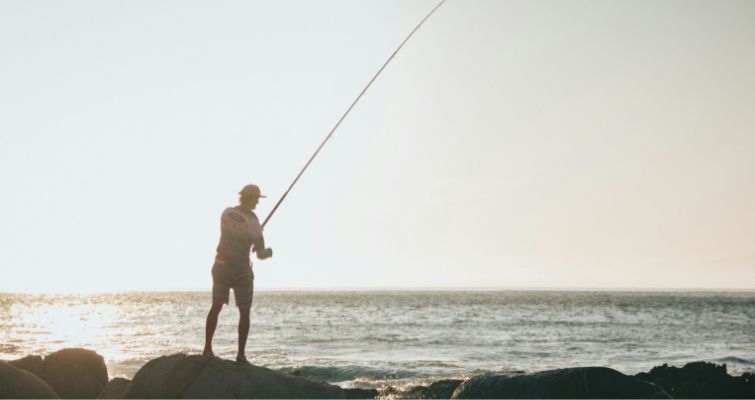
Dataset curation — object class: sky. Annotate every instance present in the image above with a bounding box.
[1,0,754,293]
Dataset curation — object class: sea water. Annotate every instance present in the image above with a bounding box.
[0,290,753,389]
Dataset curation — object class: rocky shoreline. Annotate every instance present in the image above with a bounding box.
[1,348,753,399]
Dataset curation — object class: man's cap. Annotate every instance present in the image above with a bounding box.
[239,184,266,198]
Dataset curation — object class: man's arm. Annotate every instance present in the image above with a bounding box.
[252,236,273,260]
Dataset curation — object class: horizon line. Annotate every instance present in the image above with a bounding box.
[2,286,754,295]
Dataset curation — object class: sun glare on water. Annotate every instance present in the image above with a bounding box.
[3,295,132,367]
[1,292,206,378]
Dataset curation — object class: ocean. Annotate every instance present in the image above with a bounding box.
[1,290,753,389]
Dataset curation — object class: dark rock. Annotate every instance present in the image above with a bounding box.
[451,367,670,399]
[122,354,210,398]
[123,353,346,398]
[402,379,464,399]
[42,348,109,399]
[635,361,755,398]
[97,378,132,399]
[343,387,379,399]
[10,355,45,378]
[0,360,60,399]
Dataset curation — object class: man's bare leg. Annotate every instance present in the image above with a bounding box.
[203,303,223,357]
[236,306,251,363]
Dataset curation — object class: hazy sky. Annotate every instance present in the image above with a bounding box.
[1,0,754,293]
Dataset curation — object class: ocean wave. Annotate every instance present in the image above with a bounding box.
[715,356,755,365]
[402,360,463,369]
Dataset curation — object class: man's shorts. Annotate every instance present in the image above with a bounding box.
[212,261,254,308]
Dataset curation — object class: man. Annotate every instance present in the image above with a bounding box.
[203,184,273,364]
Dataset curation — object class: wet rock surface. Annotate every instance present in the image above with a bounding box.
[451,367,670,399]
[635,361,755,399]
[401,379,464,399]
[343,387,380,399]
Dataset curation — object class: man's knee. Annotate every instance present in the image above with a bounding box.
[210,302,224,314]
[238,306,251,319]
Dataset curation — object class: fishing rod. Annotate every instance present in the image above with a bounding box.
[262,0,447,229]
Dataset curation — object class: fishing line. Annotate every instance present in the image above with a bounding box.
[262,0,447,229]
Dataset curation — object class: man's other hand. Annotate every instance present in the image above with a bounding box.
[258,248,273,260]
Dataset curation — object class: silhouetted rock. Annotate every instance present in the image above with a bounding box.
[402,379,464,399]
[10,355,44,378]
[635,362,755,398]
[0,360,60,399]
[123,353,346,398]
[451,367,670,399]
[343,387,379,399]
[97,378,132,399]
[41,348,109,399]
[7,349,754,399]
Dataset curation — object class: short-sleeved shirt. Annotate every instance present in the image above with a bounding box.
[214,206,263,267]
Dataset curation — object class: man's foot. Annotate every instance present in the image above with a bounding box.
[236,355,251,365]
[202,348,214,358]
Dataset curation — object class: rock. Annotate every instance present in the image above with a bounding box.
[451,367,670,399]
[4,349,109,398]
[402,379,464,399]
[123,353,346,398]
[97,378,132,399]
[635,362,755,398]
[10,355,45,378]
[0,360,60,399]
[343,387,379,399]
[42,348,109,399]
[122,354,209,398]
